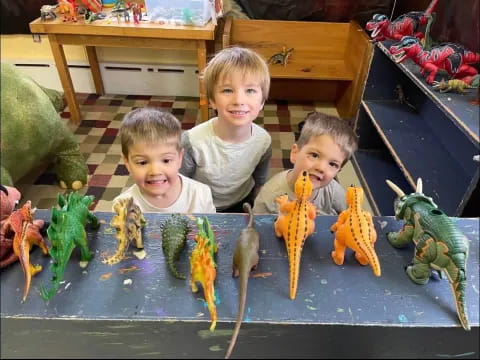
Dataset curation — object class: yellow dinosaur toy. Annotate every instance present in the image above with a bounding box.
[274,170,316,300]
[190,216,218,331]
[330,186,381,276]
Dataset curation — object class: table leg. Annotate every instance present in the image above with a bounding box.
[197,40,209,123]
[48,34,81,124]
[86,46,105,95]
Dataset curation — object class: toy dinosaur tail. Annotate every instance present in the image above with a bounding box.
[288,238,305,300]
[18,224,32,303]
[444,249,470,330]
[225,257,250,359]
[463,51,480,64]
[167,255,186,279]
[205,278,217,332]
[424,0,439,16]
[243,203,254,228]
[450,278,470,331]
[353,216,381,277]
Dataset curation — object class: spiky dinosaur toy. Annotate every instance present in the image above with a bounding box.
[102,197,145,265]
[190,216,218,331]
[432,79,477,94]
[274,170,316,300]
[161,214,190,279]
[330,186,381,277]
[389,36,480,85]
[386,178,470,331]
[366,0,438,42]
[0,201,48,302]
[40,192,100,301]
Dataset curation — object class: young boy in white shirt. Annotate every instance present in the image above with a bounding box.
[114,107,216,213]
[180,46,272,213]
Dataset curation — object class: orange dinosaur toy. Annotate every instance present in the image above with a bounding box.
[190,216,217,331]
[1,201,48,302]
[330,186,381,277]
[274,170,316,300]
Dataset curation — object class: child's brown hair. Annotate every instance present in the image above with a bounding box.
[119,108,182,157]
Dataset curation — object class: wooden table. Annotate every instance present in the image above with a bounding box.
[1,212,478,358]
[29,15,215,125]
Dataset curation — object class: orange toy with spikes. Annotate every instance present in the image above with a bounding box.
[274,170,316,300]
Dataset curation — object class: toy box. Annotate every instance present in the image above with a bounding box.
[144,0,213,26]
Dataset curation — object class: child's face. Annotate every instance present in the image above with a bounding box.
[209,70,264,127]
[290,134,346,189]
[123,140,183,202]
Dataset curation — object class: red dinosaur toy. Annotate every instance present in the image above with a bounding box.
[389,36,480,84]
[366,0,438,42]
[1,201,48,302]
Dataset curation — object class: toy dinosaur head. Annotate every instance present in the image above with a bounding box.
[0,185,21,220]
[386,178,437,220]
[294,171,313,200]
[390,36,422,63]
[345,185,364,207]
[366,14,389,39]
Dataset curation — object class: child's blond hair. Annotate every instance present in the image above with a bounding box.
[202,46,270,103]
[297,112,358,165]
[119,108,182,157]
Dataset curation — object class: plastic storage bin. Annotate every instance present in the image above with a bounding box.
[145,0,213,26]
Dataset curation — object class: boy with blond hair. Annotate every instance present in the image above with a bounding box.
[114,107,216,213]
[180,46,272,212]
[254,111,358,215]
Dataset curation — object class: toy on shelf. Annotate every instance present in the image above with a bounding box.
[432,79,477,94]
[84,10,106,23]
[225,203,260,359]
[40,4,59,21]
[77,0,102,13]
[274,170,316,300]
[1,63,88,190]
[330,186,381,277]
[128,2,143,24]
[1,201,48,302]
[58,0,78,22]
[40,192,100,301]
[102,197,145,265]
[386,178,470,331]
[389,36,480,85]
[161,214,190,279]
[190,216,218,331]
[268,47,294,67]
[365,0,438,42]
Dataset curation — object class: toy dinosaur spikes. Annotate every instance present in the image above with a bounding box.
[386,178,470,331]
[1,201,48,302]
[330,186,381,277]
[40,192,100,301]
[190,216,218,331]
[161,214,190,279]
[102,197,145,265]
[274,170,316,300]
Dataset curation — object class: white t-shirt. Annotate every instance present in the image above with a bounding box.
[113,174,216,213]
[180,118,272,210]
[253,170,347,215]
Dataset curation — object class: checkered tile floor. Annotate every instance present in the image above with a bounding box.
[15,93,366,212]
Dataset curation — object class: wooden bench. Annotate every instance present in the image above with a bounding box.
[222,17,373,119]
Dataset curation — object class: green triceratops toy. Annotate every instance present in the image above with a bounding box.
[386,178,470,330]
[40,192,100,301]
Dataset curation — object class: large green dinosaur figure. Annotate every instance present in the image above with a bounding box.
[40,192,100,301]
[386,178,470,331]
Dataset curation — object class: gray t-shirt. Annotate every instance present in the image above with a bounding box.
[253,170,346,215]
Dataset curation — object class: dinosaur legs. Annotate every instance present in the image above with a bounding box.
[387,223,414,248]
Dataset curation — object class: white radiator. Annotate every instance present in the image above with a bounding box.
[9,61,200,97]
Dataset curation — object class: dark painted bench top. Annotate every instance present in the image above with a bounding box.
[1,211,478,329]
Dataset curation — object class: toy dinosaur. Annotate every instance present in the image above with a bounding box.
[225,203,260,359]
[389,36,480,85]
[330,186,381,277]
[274,170,316,300]
[161,214,190,279]
[365,0,438,42]
[190,216,218,331]
[40,4,59,21]
[102,197,145,265]
[1,63,88,190]
[432,79,476,94]
[386,178,470,331]
[1,201,48,302]
[58,0,78,22]
[40,192,100,301]
[268,47,294,67]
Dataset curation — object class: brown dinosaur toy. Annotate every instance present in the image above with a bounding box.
[225,203,260,359]
[330,186,381,277]
[1,201,48,302]
[274,170,316,300]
